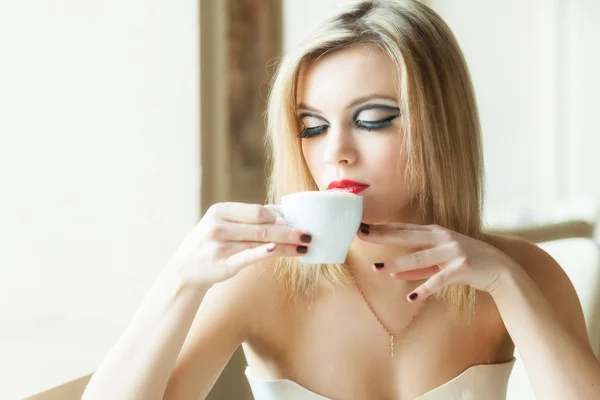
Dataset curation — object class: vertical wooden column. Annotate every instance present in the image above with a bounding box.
[200,0,282,398]
[227,0,282,205]
[200,0,231,214]
[200,0,281,214]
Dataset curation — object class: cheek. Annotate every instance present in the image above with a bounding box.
[301,140,320,174]
[364,136,404,178]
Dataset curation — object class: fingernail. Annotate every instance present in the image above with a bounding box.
[300,234,312,243]
[296,246,308,254]
[266,243,276,252]
[409,292,418,301]
[359,223,370,235]
[374,263,384,269]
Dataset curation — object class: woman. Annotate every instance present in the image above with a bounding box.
[82,1,600,399]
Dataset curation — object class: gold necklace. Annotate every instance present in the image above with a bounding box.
[349,269,430,358]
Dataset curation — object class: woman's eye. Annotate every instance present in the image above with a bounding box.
[298,125,328,139]
[355,115,398,132]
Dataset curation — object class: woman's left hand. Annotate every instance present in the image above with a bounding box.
[357,222,521,303]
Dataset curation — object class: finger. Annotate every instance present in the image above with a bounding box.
[216,241,307,258]
[211,203,280,224]
[389,265,440,281]
[407,257,464,303]
[358,229,447,248]
[207,221,311,245]
[376,242,460,273]
[221,243,308,277]
[215,241,265,258]
[220,242,278,277]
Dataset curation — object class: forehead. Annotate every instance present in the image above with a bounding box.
[296,44,399,107]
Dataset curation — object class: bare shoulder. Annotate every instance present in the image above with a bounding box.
[483,233,573,294]
[483,233,591,346]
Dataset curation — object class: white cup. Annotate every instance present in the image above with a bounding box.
[266,191,363,264]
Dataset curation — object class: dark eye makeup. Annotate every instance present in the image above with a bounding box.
[297,104,401,139]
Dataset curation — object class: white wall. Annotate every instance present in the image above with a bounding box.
[0,1,199,397]
[563,0,600,199]
[283,0,355,51]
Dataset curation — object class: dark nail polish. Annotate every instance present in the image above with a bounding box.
[360,222,370,230]
[300,234,312,244]
[297,246,308,254]
[409,292,418,301]
[360,226,370,235]
[374,263,384,269]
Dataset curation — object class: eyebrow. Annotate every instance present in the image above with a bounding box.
[296,94,398,114]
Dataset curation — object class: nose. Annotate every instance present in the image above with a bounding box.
[324,126,358,166]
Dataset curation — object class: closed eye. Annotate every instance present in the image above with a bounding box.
[298,124,328,138]
[355,114,399,131]
[297,111,329,139]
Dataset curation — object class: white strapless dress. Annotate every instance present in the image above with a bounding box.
[245,358,515,400]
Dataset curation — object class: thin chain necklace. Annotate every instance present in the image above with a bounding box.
[349,269,430,358]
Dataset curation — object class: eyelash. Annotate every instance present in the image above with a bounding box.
[297,115,399,139]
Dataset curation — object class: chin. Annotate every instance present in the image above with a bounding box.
[360,210,393,225]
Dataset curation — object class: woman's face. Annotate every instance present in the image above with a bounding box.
[296,44,419,224]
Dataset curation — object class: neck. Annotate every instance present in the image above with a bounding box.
[345,237,425,299]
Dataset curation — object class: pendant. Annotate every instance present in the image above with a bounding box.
[389,335,395,358]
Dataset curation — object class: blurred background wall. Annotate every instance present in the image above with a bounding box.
[0,0,598,399]
[0,1,200,398]
[427,0,600,222]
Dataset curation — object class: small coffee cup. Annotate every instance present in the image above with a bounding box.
[266,191,363,264]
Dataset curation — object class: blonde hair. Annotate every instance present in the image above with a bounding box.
[265,0,484,318]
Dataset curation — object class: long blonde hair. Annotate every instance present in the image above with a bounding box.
[265,0,484,318]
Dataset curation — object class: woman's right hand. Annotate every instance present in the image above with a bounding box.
[165,202,311,289]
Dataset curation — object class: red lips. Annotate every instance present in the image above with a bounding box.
[327,179,370,194]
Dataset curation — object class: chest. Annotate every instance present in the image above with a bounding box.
[244,292,512,400]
